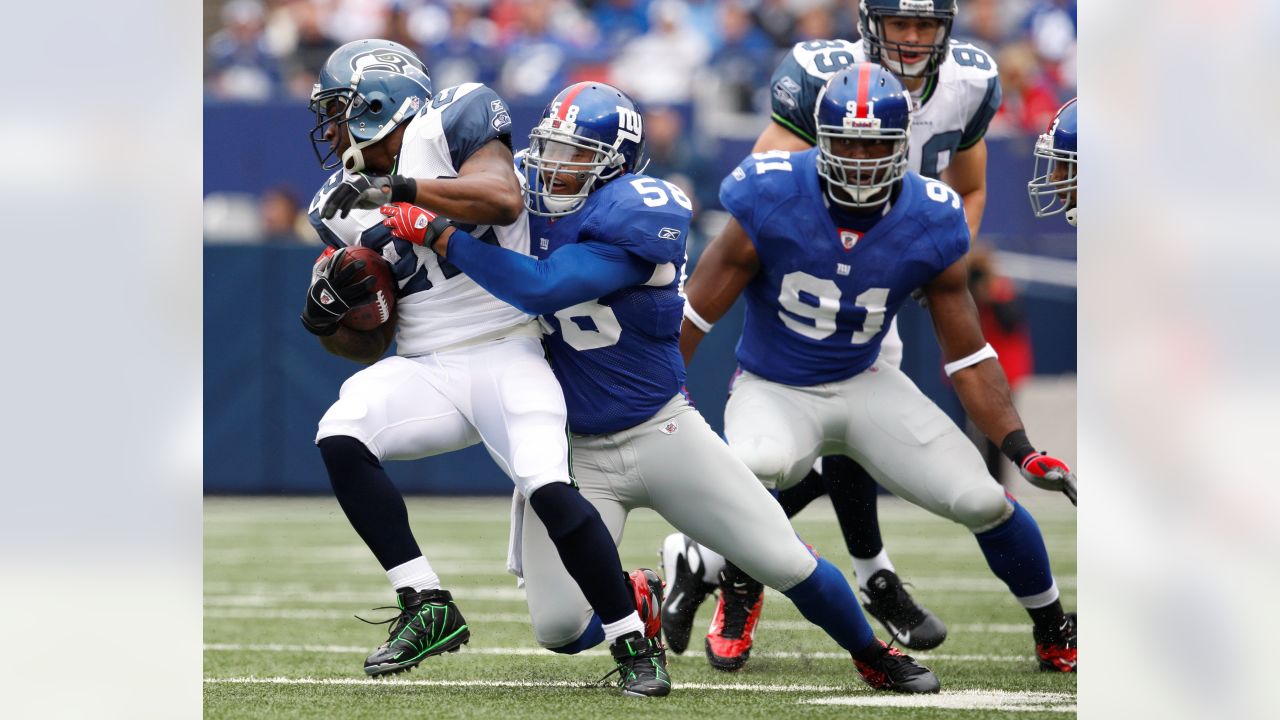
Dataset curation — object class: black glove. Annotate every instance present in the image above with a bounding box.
[320,174,417,220]
[300,247,376,336]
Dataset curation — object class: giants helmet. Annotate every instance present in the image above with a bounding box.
[859,0,958,80]
[308,39,433,172]
[1027,97,1078,226]
[815,63,913,209]
[523,82,649,217]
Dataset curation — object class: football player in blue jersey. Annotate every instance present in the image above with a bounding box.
[297,40,661,692]
[1028,97,1078,227]
[664,0,1007,664]
[380,81,942,694]
[677,64,1078,674]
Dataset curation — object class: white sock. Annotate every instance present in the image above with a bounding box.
[386,556,441,592]
[601,612,646,643]
[1017,580,1060,609]
[851,549,896,591]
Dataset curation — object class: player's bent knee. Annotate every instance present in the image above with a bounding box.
[951,485,1014,532]
[536,614,599,653]
[731,436,790,488]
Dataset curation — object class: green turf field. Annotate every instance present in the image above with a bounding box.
[205,494,1076,718]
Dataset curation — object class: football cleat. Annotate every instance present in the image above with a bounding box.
[1036,612,1077,672]
[703,569,763,672]
[859,569,948,651]
[360,587,470,676]
[604,632,671,697]
[627,568,665,640]
[853,639,941,693]
[659,534,716,654]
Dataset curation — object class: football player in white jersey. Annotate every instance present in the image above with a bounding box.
[662,0,1011,667]
[298,40,661,695]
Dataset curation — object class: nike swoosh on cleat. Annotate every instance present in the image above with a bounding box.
[666,591,684,614]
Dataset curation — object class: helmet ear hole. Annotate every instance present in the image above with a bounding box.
[369,99,383,113]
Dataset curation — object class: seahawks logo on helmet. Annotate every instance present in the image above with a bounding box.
[350,50,416,76]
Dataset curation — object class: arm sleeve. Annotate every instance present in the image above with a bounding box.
[445,231,655,316]
[768,49,820,144]
[959,75,1003,150]
[438,85,515,171]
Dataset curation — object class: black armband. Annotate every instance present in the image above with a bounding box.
[1000,429,1037,465]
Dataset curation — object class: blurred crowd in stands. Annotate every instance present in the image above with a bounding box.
[205,0,1076,247]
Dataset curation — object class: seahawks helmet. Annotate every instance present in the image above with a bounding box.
[523,82,649,217]
[308,39,433,172]
[815,63,913,209]
[860,0,957,80]
[1027,97,1078,226]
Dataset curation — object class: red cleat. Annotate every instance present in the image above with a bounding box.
[627,568,665,640]
[703,575,763,672]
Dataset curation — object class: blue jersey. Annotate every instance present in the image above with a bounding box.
[531,174,692,434]
[719,148,969,386]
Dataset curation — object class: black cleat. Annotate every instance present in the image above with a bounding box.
[1036,612,1077,672]
[659,533,716,655]
[604,632,671,697]
[853,639,941,693]
[360,587,470,676]
[859,569,947,651]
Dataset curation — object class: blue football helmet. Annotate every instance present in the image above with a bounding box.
[308,39,433,172]
[860,0,957,80]
[523,82,649,217]
[1027,97,1078,226]
[815,63,913,209]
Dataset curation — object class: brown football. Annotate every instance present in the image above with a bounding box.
[336,246,397,331]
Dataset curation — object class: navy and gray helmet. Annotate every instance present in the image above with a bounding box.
[308,39,433,172]
[815,63,913,209]
[523,82,649,217]
[859,0,958,80]
[1027,97,1078,226]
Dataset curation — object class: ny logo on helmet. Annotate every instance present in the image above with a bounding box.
[616,107,642,146]
[350,50,415,75]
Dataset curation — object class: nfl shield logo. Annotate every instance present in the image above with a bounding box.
[660,420,678,435]
[839,229,861,251]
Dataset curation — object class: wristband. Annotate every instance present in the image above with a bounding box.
[388,176,417,204]
[943,343,997,377]
[1000,429,1037,465]
[683,301,714,333]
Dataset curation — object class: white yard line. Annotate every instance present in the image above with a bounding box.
[203,643,1034,662]
[804,689,1076,712]
[201,675,845,693]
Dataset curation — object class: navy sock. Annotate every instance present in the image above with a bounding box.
[548,614,604,654]
[318,436,422,571]
[782,556,877,655]
[527,482,632,624]
[974,499,1055,598]
[823,456,884,559]
[778,469,827,518]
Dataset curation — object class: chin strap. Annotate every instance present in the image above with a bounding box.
[341,96,421,172]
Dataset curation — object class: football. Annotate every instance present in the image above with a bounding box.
[336,246,397,331]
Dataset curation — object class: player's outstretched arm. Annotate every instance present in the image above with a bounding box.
[942,139,989,241]
[410,139,524,226]
[924,258,1076,502]
[922,257,1021,441]
[679,218,759,365]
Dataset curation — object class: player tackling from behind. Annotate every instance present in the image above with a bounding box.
[380,81,940,694]
[677,62,1078,674]
[297,39,665,695]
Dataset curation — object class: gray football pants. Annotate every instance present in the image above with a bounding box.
[519,395,818,648]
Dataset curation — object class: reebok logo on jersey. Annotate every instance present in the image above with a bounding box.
[660,420,679,435]
[732,167,746,181]
[658,227,681,241]
[773,77,800,110]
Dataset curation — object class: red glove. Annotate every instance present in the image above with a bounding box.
[1019,452,1077,506]
[380,203,452,249]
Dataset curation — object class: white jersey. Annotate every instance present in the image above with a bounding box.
[769,38,1003,179]
[308,83,533,355]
